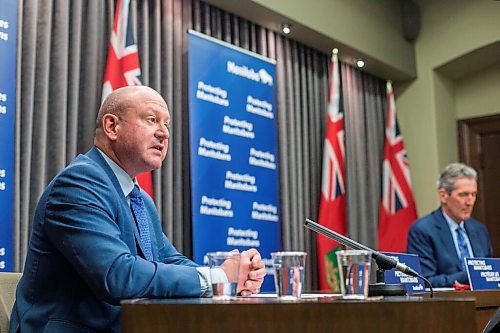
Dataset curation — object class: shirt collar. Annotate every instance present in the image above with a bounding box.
[95,147,136,197]
[442,209,465,231]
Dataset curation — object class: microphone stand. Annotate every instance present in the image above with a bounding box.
[305,219,433,297]
[369,262,407,297]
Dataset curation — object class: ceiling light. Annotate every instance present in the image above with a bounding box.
[281,24,291,35]
[356,59,365,68]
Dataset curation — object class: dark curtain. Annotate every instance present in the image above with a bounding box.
[13,0,386,290]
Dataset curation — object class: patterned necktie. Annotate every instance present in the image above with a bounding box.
[456,227,470,270]
[129,185,153,261]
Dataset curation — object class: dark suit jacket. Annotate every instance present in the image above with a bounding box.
[406,208,492,288]
[10,147,201,333]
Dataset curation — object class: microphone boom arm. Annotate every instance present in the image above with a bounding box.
[304,218,433,297]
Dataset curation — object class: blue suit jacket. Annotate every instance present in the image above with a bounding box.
[10,147,201,333]
[406,208,492,288]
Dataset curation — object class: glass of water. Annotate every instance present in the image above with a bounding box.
[271,251,307,300]
[206,251,241,300]
[336,250,371,299]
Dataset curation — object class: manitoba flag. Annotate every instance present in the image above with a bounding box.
[102,0,154,198]
[378,82,418,252]
[317,52,346,292]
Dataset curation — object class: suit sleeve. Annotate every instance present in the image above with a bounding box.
[43,163,201,305]
[407,223,467,287]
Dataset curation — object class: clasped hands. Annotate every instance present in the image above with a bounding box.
[220,248,266,296]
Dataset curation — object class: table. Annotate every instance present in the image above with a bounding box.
[121,295,477,333]
[419,290,500,333]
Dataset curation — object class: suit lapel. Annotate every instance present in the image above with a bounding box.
[86,147,142,256]
[465,222,483,257]
[433,209,462,271]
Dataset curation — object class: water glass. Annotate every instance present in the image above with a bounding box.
[336,250,371,299]
[271,251,307,300]
[206,251,241,300]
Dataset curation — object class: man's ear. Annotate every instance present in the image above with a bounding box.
[438,188,448,204]
[102,114,120,140]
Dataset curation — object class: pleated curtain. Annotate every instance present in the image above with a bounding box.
[13,0,386,290]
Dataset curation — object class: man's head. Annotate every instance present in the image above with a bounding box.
[437,163,477,224]
[94,86,170,178]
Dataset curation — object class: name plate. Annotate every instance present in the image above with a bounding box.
[465,258,500,291]
[382,252,425,294]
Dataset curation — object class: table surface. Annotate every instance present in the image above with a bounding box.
[121,294,478,333]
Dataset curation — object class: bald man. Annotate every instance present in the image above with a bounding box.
[10,86,266,333]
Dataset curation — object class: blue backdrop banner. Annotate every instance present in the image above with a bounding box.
[188,30,281,291]
[0,0,18,272]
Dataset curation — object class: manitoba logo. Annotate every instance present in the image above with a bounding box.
[258,69,273,86]
[227,61,273,86]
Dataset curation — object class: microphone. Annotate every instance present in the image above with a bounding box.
[304,218,433,296]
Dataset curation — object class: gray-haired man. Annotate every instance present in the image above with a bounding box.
[407,163,492,288]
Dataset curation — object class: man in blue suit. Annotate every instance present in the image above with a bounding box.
[10,86,266,333]
[407,163,492,288]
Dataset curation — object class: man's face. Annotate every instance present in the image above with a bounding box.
[439,177,477,223]
[114,91,170,177]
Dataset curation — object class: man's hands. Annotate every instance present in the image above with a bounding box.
[237,248,266,296]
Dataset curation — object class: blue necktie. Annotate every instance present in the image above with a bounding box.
[129,185,153,261]
[456,227,470,270]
